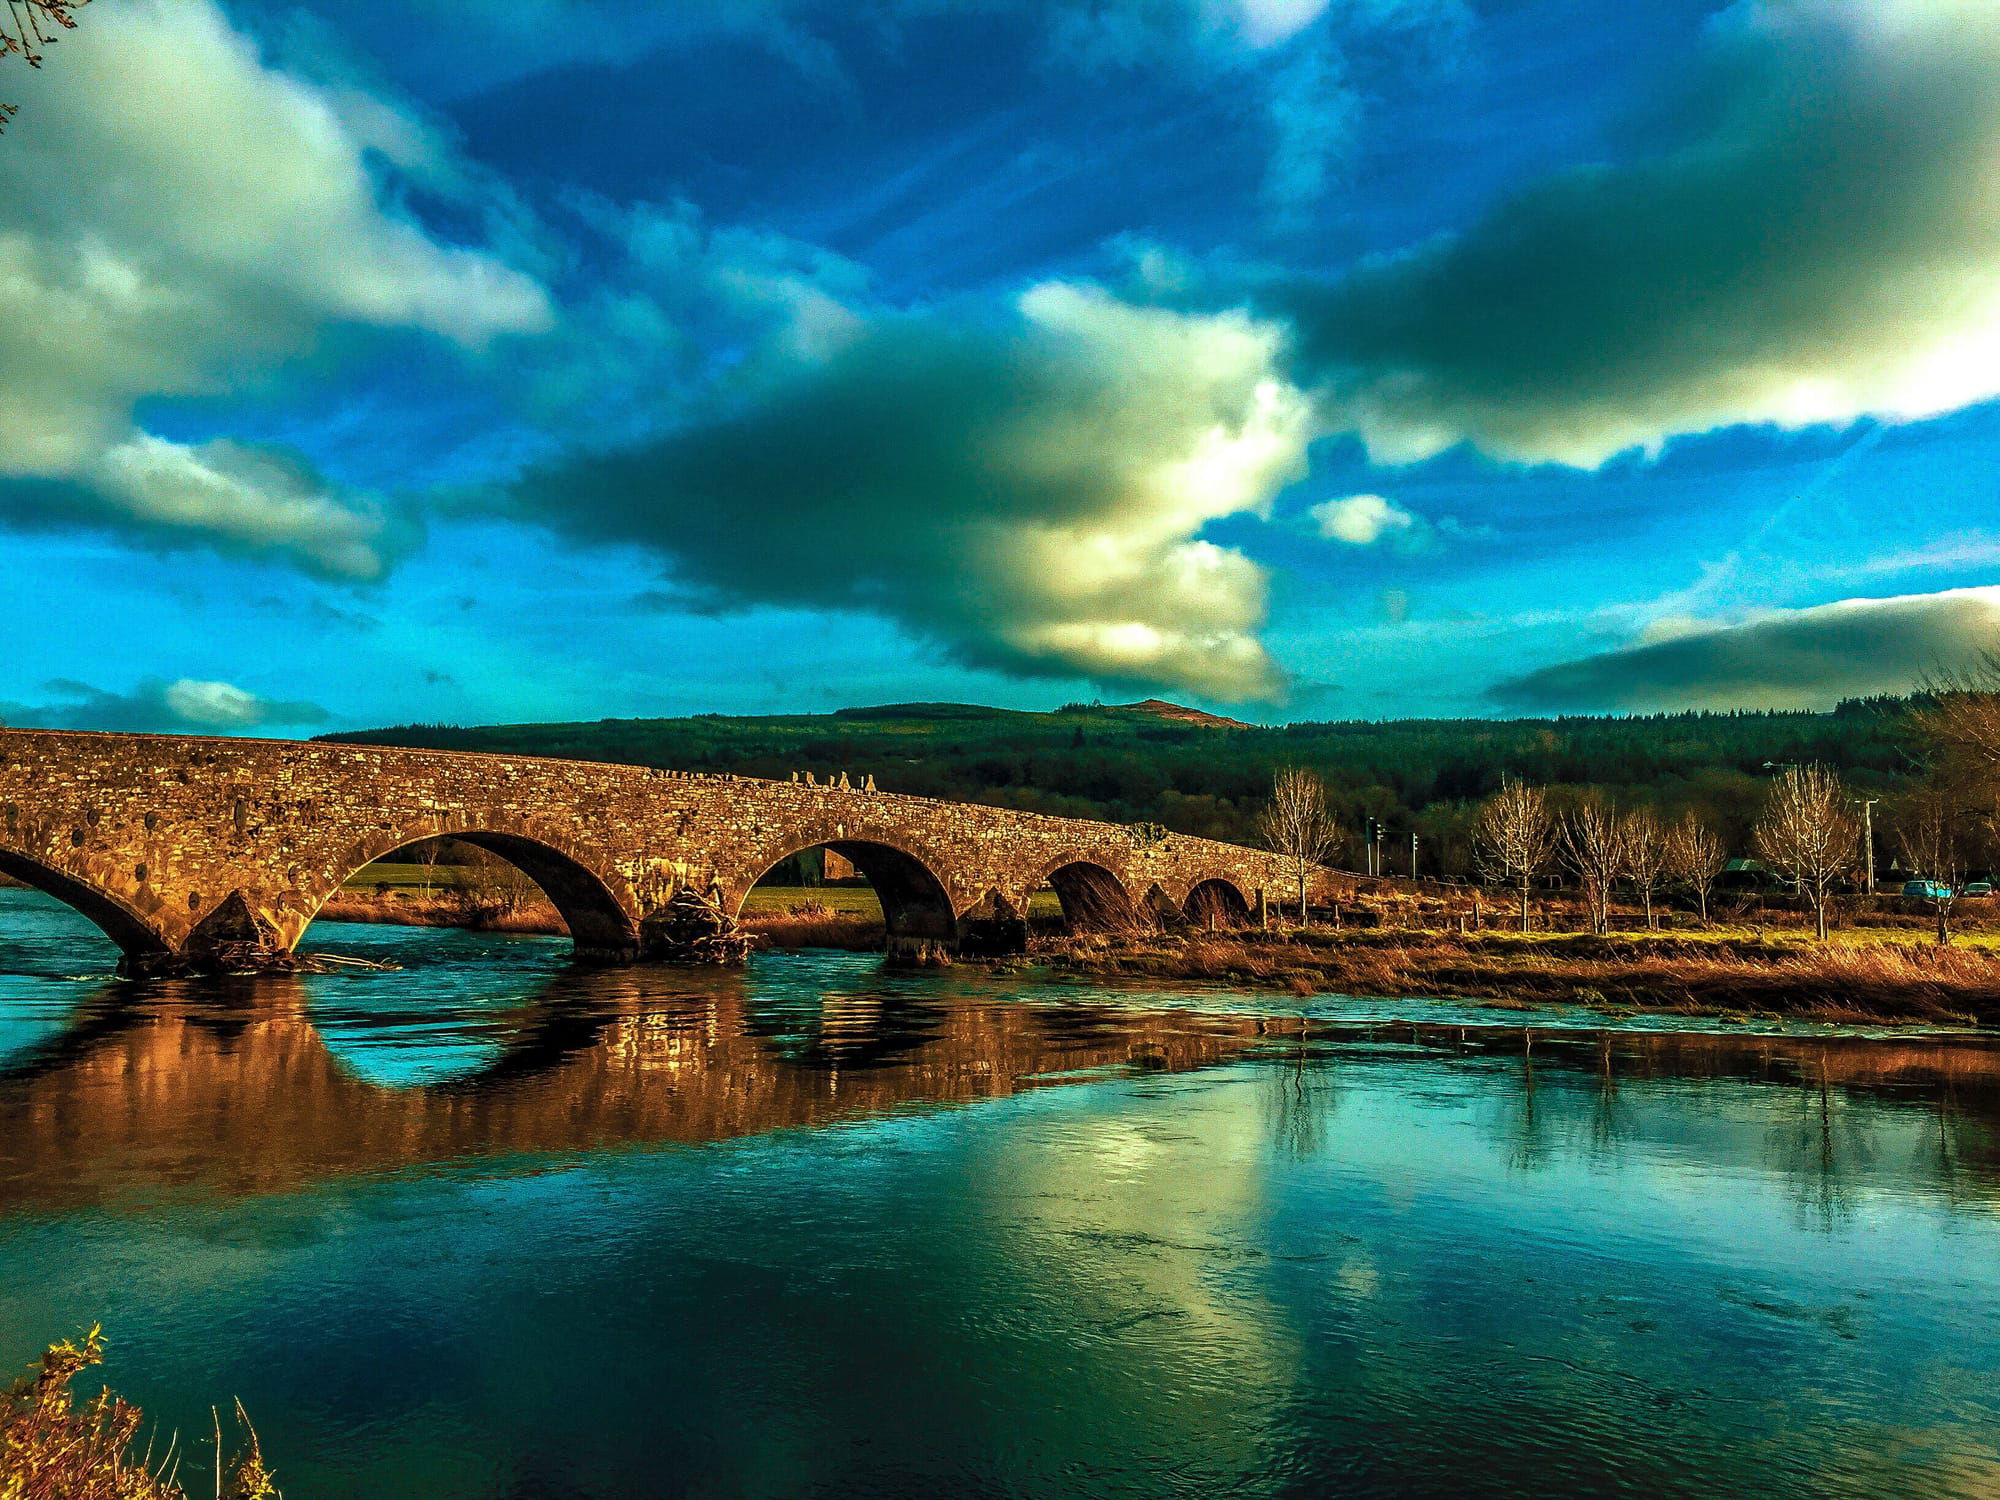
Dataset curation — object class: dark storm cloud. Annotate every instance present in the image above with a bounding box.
[513,283,1312,700]
[1286,1,2000,467]
[1488,589,2000,712]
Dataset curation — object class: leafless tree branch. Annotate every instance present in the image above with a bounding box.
[1663,813,1725,924]
[1472,779,1555,933]
[1752,764,1858,942]
[2,0,89,131]
[1561,795,1627,936]
[1258,766,1338,924]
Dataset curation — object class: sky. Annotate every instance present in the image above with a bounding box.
[6,0,2000,733]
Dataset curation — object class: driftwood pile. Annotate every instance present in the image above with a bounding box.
[643,884,758,964]
[170,946,403,977]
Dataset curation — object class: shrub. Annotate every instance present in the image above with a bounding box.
[0,1327,276,1500]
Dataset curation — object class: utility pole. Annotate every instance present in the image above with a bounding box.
[1374,823,1384,880]
[1410,830,1419,879]
[1857,797,1879,896]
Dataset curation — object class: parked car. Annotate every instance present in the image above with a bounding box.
[1964,881,1994,897]
[1903,879,1955,899]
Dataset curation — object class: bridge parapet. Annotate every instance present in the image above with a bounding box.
[0,730,1344,972]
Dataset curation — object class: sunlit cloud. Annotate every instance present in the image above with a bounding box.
[0,0,547,575]
[514,281,1312,700]
[1288,0,2000,467]
[1488,587,2000,712]
[1311,493,1417,546]
[0,677,332,733]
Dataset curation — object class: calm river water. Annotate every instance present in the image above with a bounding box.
[2,886,1998,1498]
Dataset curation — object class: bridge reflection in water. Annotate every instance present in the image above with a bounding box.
[0,965,1278,1207]
[3,953,1998,1217]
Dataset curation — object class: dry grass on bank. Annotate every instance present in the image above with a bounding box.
[0,1327,275,1500]
[316,892,568,936]
[1038,926,2000,1025]
[745,901,887,951]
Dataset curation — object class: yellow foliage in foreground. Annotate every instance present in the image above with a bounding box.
[0,1328,275,1500]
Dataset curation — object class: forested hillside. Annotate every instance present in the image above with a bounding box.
[321,698,1916,877]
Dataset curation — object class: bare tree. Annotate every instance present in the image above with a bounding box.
[1258,767,1338,924]
[1562,797,1627,936]
[458,843,542,916]
[1472,780,1556,933]
[1913,652,2000,782]
[1912,658,2000,889]
[411,836,446,898]
[2,1,89,131]
[1663,813,1725,923]
[1622,808,1668,931]
[1895,777,1965,947]
[1753,765,1859,942]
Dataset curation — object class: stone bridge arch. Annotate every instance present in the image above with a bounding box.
[725,820,960,961]
[0,838,174,972]
[1037,856,1143,933]
[297,817,644,963]
[1183,875,1254,928]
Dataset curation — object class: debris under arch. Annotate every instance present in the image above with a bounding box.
[641,883,758,965]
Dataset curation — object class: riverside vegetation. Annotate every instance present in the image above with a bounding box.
[315,854,2000,1023]
[0,1327,274,1500]
[9,700,1996,1497]
[1037,926,2000,1025]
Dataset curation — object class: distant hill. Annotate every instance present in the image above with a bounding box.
[1108,699,1254,730]
[320,697,1916,878]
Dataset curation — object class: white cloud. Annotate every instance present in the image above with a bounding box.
[163,679,282,729]
[1217,0,1334,49]
[0,0,549,572]
[1292,0,2000,467]
[89,437,401,580]
[1311,492,1416,545]
[0,677,331,733]
[516,281,1313,700]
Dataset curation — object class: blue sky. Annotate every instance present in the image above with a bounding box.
[6,0,2000,732]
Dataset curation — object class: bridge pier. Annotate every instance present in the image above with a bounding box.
[177,890,297,974]
[885,935,956,967]
[954,891,1027,959]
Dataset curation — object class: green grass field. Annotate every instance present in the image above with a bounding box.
[347,865,892,917]
[741,884,883,916]
[342,862,479,891]
[344,864,1081,920]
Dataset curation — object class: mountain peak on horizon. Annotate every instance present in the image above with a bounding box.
[1109,699,1254,730]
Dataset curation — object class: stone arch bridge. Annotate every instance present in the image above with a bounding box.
[0,730,1342,975]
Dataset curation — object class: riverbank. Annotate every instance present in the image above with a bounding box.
[1034,927,2000,1025]
[312,891,2000,1024]
[314,890,888,951]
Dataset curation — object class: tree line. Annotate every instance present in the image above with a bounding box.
[325,698,1919,872]
[1245,667,2000,945]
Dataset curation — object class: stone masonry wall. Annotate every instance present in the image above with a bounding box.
[0,730,1347,967]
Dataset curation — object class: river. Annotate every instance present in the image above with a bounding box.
[1,886,1997,1498]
